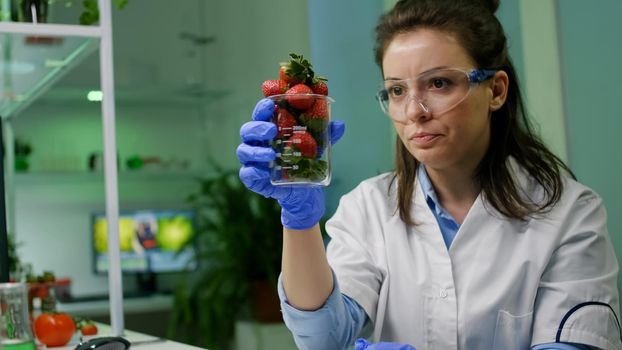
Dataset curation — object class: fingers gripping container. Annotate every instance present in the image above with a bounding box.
[268,94,333,186]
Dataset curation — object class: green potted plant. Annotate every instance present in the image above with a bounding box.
[13,0,48,23]
[79,0,129,25]
[167,166,284,349]
[7,233,22,280]
[14,138,32,172]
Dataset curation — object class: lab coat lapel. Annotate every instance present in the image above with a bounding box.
[449,156,530,253]
[448,193,489,254]
[413,177,451,256]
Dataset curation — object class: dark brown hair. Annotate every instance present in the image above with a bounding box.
[375,0,574,224]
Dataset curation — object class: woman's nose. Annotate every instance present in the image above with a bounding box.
[403,94,431,123]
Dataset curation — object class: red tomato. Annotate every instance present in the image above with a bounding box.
[80,323,98,336]
[34,312,76,347]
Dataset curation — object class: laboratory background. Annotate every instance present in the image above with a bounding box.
[0,0,620,349]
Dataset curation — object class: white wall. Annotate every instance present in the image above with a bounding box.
[556,0,622,292]
[199,0,311,169]
[306,0,391,216]
[520,0,567,162]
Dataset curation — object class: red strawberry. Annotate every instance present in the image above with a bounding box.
[301,98,329,133]
[290,131,317,158]
[262,79,288,97]
[80,322,98,335]
[280,66,301,85]
[311,80,328,95]
[274,107,297,138]
[285,84,314,110]
[281,167,290,180]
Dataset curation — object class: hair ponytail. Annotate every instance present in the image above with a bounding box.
[480,0,500,14]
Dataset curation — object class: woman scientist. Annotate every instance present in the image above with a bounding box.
[236,0,621,349]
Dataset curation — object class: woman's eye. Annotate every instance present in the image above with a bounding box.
[388,86,405,97]
[431,78,451,89]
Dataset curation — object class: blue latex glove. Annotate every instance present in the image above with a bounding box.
[237,98,345,230]
[355,339,416,350]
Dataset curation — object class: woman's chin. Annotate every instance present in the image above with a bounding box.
[411,149,450,168]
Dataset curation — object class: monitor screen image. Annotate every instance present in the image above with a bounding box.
[92,209,197,275]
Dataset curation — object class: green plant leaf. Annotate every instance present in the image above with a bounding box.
[113,0,129,9]
[83,0,98,11]
[80,0,129,25]
[79,12,98,25]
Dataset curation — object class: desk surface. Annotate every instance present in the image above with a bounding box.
[55,323,205,350]
[57,294,173,317]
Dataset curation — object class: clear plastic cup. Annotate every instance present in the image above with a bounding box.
[268,94,333,186]
[0,283,36,350]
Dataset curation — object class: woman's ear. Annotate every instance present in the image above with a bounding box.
[489,70,509,111]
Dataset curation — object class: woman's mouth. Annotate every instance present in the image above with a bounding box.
[410,133,440,146]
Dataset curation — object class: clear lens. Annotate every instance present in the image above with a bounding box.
[377,68,486,122]
[376,89,390,114]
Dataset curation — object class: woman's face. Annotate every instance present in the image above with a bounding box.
[382,29,497,173]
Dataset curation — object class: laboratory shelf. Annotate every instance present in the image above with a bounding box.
[13,169,207,185]
[0,22,101,37]
[0,24,99,118]
[1,1,126,335]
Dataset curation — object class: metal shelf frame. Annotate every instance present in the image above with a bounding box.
[0,0,125,336]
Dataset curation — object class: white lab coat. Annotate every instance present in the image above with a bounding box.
[325,161,621,350]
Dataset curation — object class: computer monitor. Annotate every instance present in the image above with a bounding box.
[91,209,197,280]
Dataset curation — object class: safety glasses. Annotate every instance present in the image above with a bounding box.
[376,68,496,122]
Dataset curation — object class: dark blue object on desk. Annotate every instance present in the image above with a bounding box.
[74,336,130,350]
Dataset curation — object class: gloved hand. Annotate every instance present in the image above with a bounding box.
[355,339,416,350]
[237,98,345,230]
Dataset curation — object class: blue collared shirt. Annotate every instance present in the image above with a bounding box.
[277,167,595,350]
[417,165,460,248]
